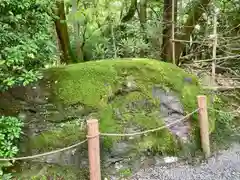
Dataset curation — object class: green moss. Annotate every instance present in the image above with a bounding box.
[14,162,88,180]
[29,123,86,152]
[30,58,215,155]
[118,168,132,178]
[47,61,119,107]
[140,130,177,154]
[48,59,199,109]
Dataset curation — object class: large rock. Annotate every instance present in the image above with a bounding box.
[0,58,216,179]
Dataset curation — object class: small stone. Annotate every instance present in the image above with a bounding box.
[115,162,123,170]
[164,156,178,163]
[71,149,77,155]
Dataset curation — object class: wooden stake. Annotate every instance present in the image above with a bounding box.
[197,95,210,158]
[171,0,176,65]
[87,119,101,180]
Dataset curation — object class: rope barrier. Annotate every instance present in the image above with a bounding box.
[100,108,200,137]
[0,108,200,161]
[0,139,88,161]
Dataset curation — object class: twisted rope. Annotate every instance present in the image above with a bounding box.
[0,139,87,161]
[101,108,200,137]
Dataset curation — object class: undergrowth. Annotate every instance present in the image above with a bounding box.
[0,116,23,179]
[210,91,240,150]
[211,110,239,150]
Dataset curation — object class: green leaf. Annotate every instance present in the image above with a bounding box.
[0,60,5,65]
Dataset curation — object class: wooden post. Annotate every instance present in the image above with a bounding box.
[87,119,101,180]
[197,95,210,158]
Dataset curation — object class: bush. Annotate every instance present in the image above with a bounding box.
[211,109,237,148]
[0,116,23,178]
[0,0,56,91]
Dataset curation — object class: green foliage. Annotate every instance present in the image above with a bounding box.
[1,172,12,180]
[0,0,56,91]
[179,0,240,68]
[216,0,240,32]
[85,21,160,60]
[119,168,132,178]
[0,116,23,178]
[0,116,23,157]
[211,109,237,147]
[66,0,161,60]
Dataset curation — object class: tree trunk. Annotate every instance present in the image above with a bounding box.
[161,0,177,63]
[121,0,138,23]
[161,0,211,65]
[139,0,147,57]
[72,0,84,61]
[174,0,211,64]
[54,0,71,64]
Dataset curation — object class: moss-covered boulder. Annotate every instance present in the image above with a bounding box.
[0,58,216,179]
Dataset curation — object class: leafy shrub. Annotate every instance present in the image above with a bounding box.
[0,116,24,178]
[0,0,56,91]
[211,109,237,148]
[89,21,155,60]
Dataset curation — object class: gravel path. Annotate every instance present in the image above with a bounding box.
[132,144,240,180]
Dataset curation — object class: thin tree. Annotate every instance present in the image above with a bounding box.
[72,0,84,61]
[174,0,211,64]
[139,0,147,57]
[161,0,211,65]
[161,0,177,63]
[54,0,72,64]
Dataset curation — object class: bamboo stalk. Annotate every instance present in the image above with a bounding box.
[212,11,218,84]
[171,0,176,64]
